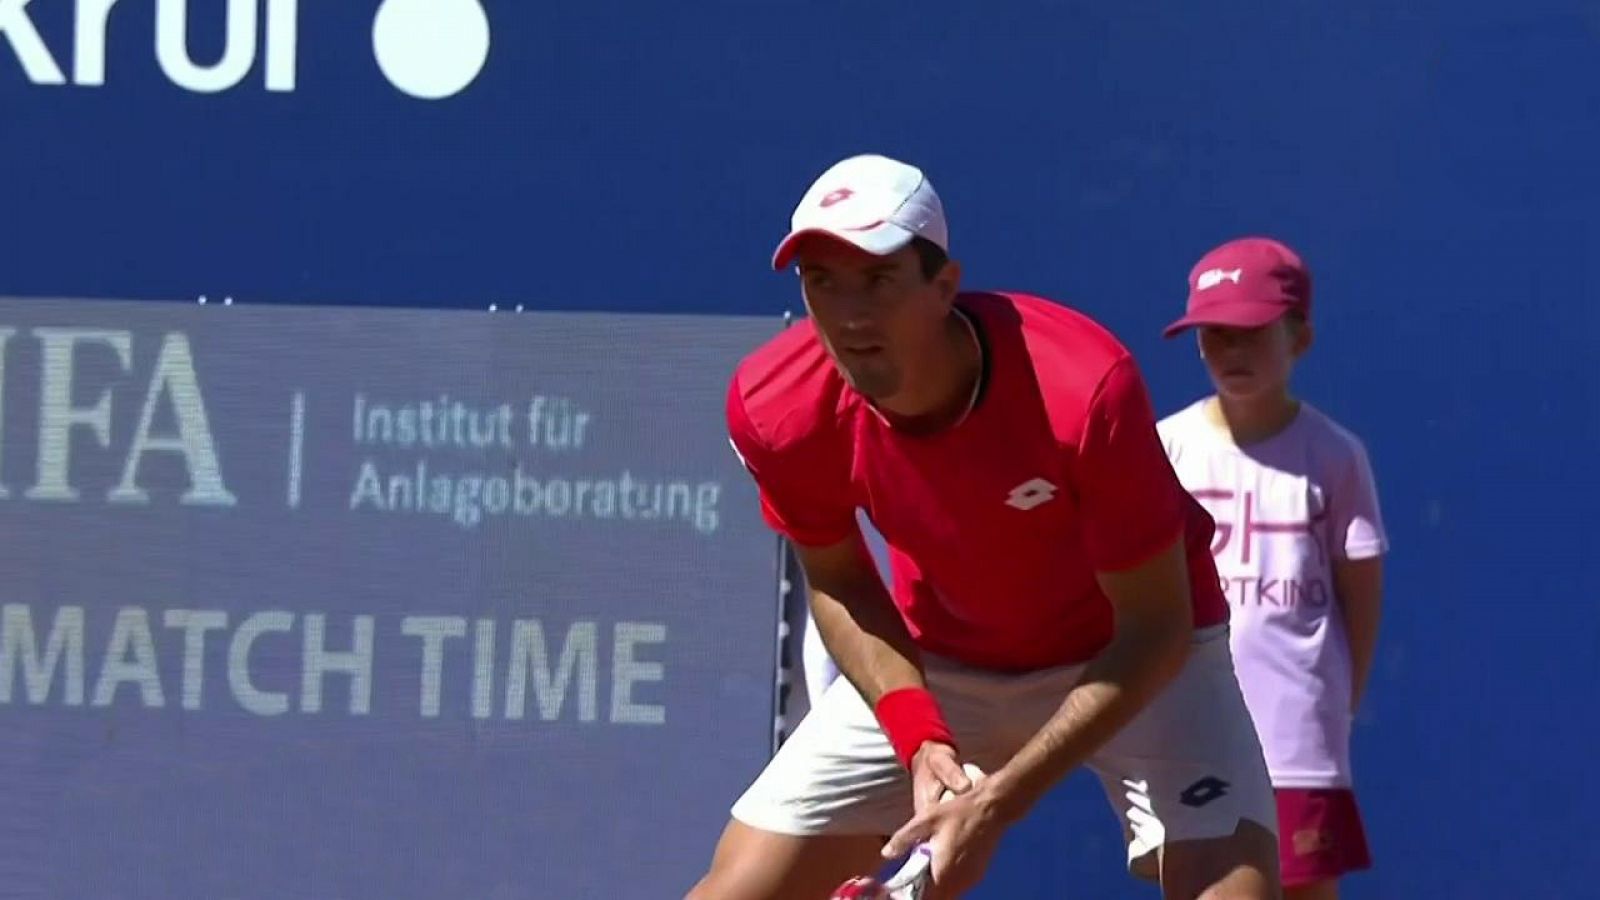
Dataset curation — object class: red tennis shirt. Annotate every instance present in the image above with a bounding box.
[727,292,1227,670]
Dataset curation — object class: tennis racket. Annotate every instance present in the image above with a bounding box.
[829,764,985,899]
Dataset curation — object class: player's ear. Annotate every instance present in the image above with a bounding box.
[1292,318,1314,357]
[933,258,961,303]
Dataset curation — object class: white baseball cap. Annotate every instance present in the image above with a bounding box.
[770,154,949,270]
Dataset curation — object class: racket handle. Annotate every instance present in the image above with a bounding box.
[877,764,987,898]
[880,844,933,890]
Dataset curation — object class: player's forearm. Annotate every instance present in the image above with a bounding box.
[808,582,926,706]
[794,535,953,770]
[982,626,1190,823]
[811,581,955,770]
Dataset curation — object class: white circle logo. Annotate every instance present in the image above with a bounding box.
[372,0,492,100]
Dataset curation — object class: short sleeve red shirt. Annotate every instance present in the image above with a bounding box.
[727,292,1226,670]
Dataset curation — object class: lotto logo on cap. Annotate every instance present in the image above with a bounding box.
[771,154,949,270]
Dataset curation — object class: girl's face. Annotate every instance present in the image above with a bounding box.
[1197,317,1311,401]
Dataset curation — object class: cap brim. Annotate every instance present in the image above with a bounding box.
[770,221,917,270]
[1161,302,1292,338]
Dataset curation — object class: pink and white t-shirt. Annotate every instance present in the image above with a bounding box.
[1159,400,1388,788]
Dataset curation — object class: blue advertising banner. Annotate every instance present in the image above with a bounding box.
[0,297,780,898]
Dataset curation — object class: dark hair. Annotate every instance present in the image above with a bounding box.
[910,236,949,280]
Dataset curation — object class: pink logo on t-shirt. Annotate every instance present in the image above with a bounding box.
[1190,488,1327,566]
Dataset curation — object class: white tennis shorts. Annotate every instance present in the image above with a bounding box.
[732,625,1275,877]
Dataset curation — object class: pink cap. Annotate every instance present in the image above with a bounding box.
[1162,237,1312,338]
[770,154,948,270]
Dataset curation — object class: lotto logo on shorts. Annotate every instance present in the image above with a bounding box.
[1179,776,1231,808]
[1004,477,1057,510]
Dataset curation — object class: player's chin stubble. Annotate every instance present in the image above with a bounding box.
[841,361,901,403]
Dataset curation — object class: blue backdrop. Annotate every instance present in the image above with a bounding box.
[3,1,1595,897]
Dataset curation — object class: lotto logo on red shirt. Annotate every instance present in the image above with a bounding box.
[1004,477,1057,510]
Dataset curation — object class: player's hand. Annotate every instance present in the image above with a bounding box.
[910,742,972,817]
[882,769,1004,897]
